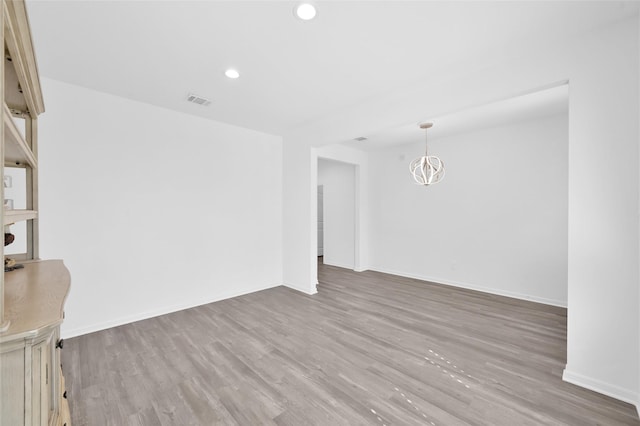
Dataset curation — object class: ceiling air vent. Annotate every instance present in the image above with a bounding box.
[186,93,212,106]
[354,136,368,141]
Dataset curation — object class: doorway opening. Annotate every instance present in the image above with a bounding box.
[317,158,357,270]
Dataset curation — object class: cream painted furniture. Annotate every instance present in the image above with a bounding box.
[1,261,71,426]
[0,1,71,425]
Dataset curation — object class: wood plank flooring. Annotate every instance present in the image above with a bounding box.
[62,262,640,425]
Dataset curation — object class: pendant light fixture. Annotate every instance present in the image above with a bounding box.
[409,122,445,186]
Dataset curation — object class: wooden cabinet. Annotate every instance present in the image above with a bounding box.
[0,261,71,426]
[0,1,71,425]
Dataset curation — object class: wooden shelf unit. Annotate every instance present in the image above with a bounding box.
[1,1,71,425]
[1,0,43,326]
[4,208,37,225]
[4,103,36,167]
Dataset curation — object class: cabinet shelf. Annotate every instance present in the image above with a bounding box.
[3,104,36,168]
[4,209,37,225]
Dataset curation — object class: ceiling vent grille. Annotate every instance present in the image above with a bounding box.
[354,136,368,141]
[186,93,212,106]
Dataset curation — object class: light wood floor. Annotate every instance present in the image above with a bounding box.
[62,262,640,425]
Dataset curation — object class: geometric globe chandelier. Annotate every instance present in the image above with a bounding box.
[409,122,445,186]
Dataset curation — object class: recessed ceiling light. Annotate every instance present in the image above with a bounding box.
[294,3,317,21]
[225,69,240,79]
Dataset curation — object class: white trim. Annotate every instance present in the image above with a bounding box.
[323,259,356,270]
[62,282,281,338]
[310,148,319,298]
[369,266,567,308]
[283,282,318,295]
[353,163,361,272]
[563,368,640,409]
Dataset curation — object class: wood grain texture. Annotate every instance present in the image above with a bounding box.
[3,0,46,116]
[1,260,70,342]
[26,115,39,259]
[3,208,37,225]
[0,347,25,426]
[0,0,6,333]
[3,103,37,167]
[59,365,72,426]
[62,262,639,425]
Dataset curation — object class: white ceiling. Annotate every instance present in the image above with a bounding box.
[27,1,637,136]
[342,83,569,151]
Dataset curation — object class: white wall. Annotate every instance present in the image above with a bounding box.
[368,114,568,306]
[317,159,356,269]
[282,137,317,293]
[317,185,323,256]
[38,78,283,338]
[282,16,639,408]
[563,17,639,405]
[4,167,27,254]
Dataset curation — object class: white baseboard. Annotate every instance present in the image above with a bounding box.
[324,260,370,272]
[62,282,281,338]
[563,368,640,410]
[323,259,355,270]
[369,266,567,308]
[283,282,318,295]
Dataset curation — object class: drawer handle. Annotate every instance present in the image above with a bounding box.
[56,339,64,349]
[63,391,67,399]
